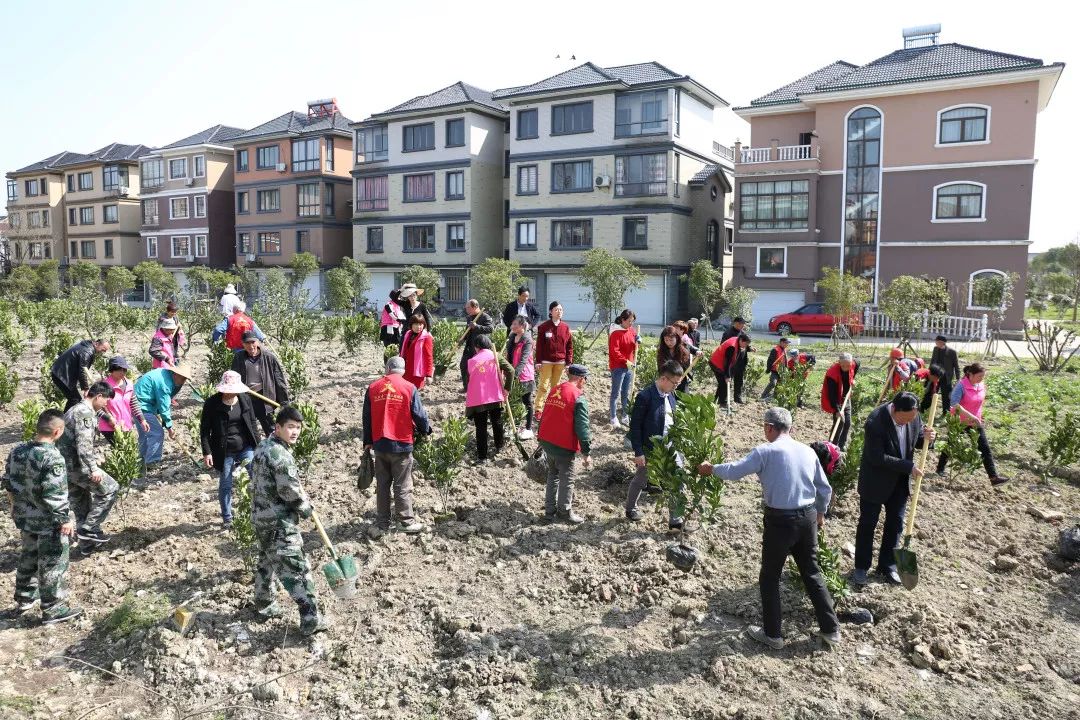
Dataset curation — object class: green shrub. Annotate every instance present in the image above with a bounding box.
[340,313,379,354]
[414,417,470,514]
[18,399,46,441]
[789,532,850,607]
[938,412,982,480]
[135,355,153,376]
[101,591,171,639]
[278,344,309,398]
[40,330,75,406]
[230,460,258,570]
[742,357,766,396]
[431,319,458,377]
[772,362,808,419]
[492,325,508,354]
[383,343,399,365]
[293,403,321,471]
[829,430,862,503]
[571,327,589,365]
[1038,392,1080,480]
[0,364,18,407]
[205,336,235,387]
[101,430,143,503]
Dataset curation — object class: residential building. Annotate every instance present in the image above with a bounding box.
[351,82,509,310]
[139,125,244,276]
[4,153,69,264]
[491,62,737,326]
[230,100,354,286]
[731,26,1064,330]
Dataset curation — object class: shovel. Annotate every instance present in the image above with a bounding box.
[311,511,359,599]
[726,379,734,416]
[828,386,853,445]
[502,391,530,462]
[895,392,939,590]
[876,366,895,405]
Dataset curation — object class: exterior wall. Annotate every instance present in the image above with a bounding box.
[513,213,680,268]
[748,111,816,147]
[732,242,823,299]
[4,172,64,263]
[65,162,142,266]
[678,90,720,157]
[687,176,732,278]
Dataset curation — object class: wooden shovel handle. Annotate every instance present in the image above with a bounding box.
[876,367,895,405]
[828,386,853,444]
[310,511,339,561]
[247,389,281,409]
[903,392,939,539]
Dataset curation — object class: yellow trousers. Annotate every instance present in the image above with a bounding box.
[535,362,565,415]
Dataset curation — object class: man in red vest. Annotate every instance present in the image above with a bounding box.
[213,302,266,351]
[709,332,750,405]
[821,352,860,449]
[363,356,432,536]
[760,337,790,401]
[537,364,591,524]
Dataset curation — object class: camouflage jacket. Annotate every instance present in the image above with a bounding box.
[251,436,312,530]
[2,441,71,533]
[57,402,99,479]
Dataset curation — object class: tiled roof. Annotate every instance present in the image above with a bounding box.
[91,143,154,162]
[162,124,246,149]
[604,61,685,85]
[492,61,690,99]
[689,163,721,186]
[13,144,151,174]
[379,81,507,116]
[231,110,354,141]
[748,61,859,106]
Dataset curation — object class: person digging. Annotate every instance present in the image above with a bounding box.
[536,364,592,524]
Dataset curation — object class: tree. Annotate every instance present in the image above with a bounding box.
[470,258,526,317]
[971,271,1017,356]
[68,261,102,291]
[289,251,320,301]
[104,266,136,302]
[719,285,757,324]
[4,265,38,299]
[818,267,872,343]
[35,260,61,298]
[575,248,646,326]
[399,265,442,308]
[682,260,725,329]
[340,257,372,308]
[878,275,949,350]
[134,261,178,301]
[325,267,355,314]
[1058,242,1080,322]
[183,266,236,299]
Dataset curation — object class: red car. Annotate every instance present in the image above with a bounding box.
[767,303,864,336]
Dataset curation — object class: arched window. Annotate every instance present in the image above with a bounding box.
[933,182,986,222]
[968,269,1007,310]
[937,105,990,145]
[842,106,882,291]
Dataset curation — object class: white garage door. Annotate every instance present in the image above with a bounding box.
[750,291,806,330]
[545,274,596,324]
[297,272,322,309]
[622,275,666,327]
[368,272,397,311]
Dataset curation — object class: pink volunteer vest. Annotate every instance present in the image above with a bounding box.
[100,376,135,432]
[952,376,986,425]
[466,349,507,408]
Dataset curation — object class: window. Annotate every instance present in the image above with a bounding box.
[237,192,249,214]
[297,183,320,216]
[146,236,158,258]
[447,224,465,251]
[169,158,188,179]
[504,199,510,229]
[516,221,537,249]
[195,235,208,258]
[194,195,206,218]
[25,179,39,196]
[623,218,647,249]
[442,272,467,304]
[6,179,15,201]
[193,155,206,178]
[357,125,388,162]
[969,269,1007,309]
[551,160,593,193]
[67,174,75,192]
[142,159,163,189]
[673,153,680,198]
[403,123,435,152]
[756,247,787,276]
[29,243,43,260]
[41,210,49,228]
[78,172,93,191]
[171,236,191,258]
[551,220,592,249]
[938,106,989,145]
[725,227,734,254]
[170,197,189,219]
[237,233,251,255]
[934,182,985,221]
[70,241,77,258]
[258,232,281,254]
[9,213,20,229]
[517,109,538,139]
[104,239,114,259]
[706,220,718,252]
[356,176,388,211]
[404,173,435,202]
[236,149,249,172]
[142,199,159,224]
[366,226,384,253]
[843,107,882,285]
[446,171,464,200]
[103,205,118,223]
[103,164,127,190]
[296,230,309,253]
[44,242,52,259]
[28,212,41,229]
[324,182,334,215]
[446,118,465,147]
[615,90,669,137]
[256,189,281,212]
[80,240,97,259]
[739,180,810,230]
[292,138,320,172]
[517,165,538,195]
[615,153,667,196]
[256,145,280,170]
[326,139,334,171]
[68,208,77,226]
[551,101,593,135]
[404,225,435,252]
[79,207,94,225]
[674,89,681,136]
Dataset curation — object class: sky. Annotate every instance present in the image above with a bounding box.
[1,0,1074,250]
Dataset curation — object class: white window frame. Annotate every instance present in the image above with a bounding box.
[935,104,991,147]
[755,246,788,277]
[194,234,208,258]
[169,197,190,220]
[146,236,158,258]
[168,157,188,180]
[193,154,206,178]
[967,268,1007,311]
[194,194,207,218]
[170,235,192,259]
[931,181,987,223]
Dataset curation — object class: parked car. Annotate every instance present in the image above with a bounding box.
[767,303,864,336]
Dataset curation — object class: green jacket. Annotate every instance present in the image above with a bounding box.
[251,436,312,530]
[3,441,71,533]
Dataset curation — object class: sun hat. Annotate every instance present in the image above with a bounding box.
[398,282,425,298]
[169,364,194,380]
[224,284,237,294]
[159,317,177,330]
[216,370,249,394]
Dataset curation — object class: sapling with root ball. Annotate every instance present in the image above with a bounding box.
[571,327,589,366]
[383,343,399,365]
[18,399,47,441]
[101,430,143,508]
[278,344,309,397]
[937,412,982,481]
[292,402,321,471]
[742,357,766,397]
[414,417,469,516]
[230,461,258,570]
[828,430,862,504]
[772,362,808,420]
[788,532,850,607]
[431,319,458,377]
[1038,392,1080,481]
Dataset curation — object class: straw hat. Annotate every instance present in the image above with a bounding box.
[224,284,237,294]
[398,282,425,298]
[169,364,194,380]
[216,370,249,394]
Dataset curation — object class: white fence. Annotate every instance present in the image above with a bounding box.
[862,308,989,341]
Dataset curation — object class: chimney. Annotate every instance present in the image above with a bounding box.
[307,98,339,119]
[902,24,941,49]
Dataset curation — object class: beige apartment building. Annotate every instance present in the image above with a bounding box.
[5,158,67,264]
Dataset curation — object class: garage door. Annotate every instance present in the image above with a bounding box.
[367,272,397,311]
[750,290,806,330]
[622,275,666,327]
[545,274,596,324]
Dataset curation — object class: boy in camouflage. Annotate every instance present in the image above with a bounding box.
[3,410,83,624]
[57,382,119,553]
[250,406,326,637]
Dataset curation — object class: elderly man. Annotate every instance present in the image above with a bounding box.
[50,339,110,411]
[537,364,591,524]
[502,286,541,331]
[363,357,432,536]
[57,381,118,553]
[220,283,242,317]
[686,318,702,349]
[458,299,494,392]
[698,407,839,650]
[821,352,860,449]
[231,331,289,435]
[212,303,267,351]
[134,365,193,466]
[852,392,935,586]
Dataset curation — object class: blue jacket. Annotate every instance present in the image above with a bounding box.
[628,382,676,457]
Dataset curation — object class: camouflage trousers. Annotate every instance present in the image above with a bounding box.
[69,471,118,534]
[15,530,70,616]
[254,524,318,623]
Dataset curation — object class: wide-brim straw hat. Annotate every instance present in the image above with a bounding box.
[398,282,425,298]
[169,364,194,380]
[216,370,249,394]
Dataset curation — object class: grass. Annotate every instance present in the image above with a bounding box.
[101,591,171,639]
[0,695,35,713]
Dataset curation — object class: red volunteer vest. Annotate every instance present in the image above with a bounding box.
[710,336,741,372]
[537,382,582,453]
[769,345,787,372]
[821,362,856,413]
[367,373,417,444]
[225,314,255,350]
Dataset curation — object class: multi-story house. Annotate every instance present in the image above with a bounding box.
[4,154,69,265]
[731,26,1064,330]
[491,62,736,326]
[229,100,354,288]
[350,82,509,310]
[139,125,243,277]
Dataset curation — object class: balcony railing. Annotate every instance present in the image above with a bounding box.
[739,144,818,164]
[141,179,164,192]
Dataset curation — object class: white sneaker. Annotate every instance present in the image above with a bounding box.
[619,415,631,427]
[518,429,534,440]
[609,418,622,430]
[399,521,424,535]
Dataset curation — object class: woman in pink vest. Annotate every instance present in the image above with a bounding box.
[149,317,179,369]
[466,335,508,463]
[935,362,1009,486]
[400,314,434,389]
[379,289,407,347]
[98,356,149,444]
[506,316,535,439]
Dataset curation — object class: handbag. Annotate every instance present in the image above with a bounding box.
[356,448,375,491]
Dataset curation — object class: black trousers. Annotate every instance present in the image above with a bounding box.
[521,391,534,430]
[712,365,729,404]
[459,352,474,391]
[759,507,839,639]
[53,375,82,411]
[473,406,504,460]
[936,424,997,478]
[855,480,908,573]
[832,406,852,450]
[921,378,954,414]
[731,353,747,401]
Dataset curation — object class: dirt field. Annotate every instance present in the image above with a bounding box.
[0,332,1077,720]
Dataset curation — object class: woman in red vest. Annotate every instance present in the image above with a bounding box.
[466,335,508,463]
[709,333,749,405]
[400,314,434,389]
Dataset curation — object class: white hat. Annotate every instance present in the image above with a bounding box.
[216,370,249,394]
[224,284,237,294]
[159,317,177,330]
[398,282,424,298]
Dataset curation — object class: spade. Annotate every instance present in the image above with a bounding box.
[895,392,939,590]
[311,511,359,599]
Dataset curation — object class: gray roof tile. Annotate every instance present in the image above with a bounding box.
[604,61,685,85]
[492,61,715,101]
[379,81,507,116]
[13,144,150,174]
[162,124,246,149]
[749,61,859,106]
[231,110,354,142]
[688,163,721,186]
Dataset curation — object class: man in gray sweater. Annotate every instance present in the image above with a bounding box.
[698,407,839,650]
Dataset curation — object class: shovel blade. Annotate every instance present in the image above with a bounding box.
[322,557,359,599]
[894,547,919,590]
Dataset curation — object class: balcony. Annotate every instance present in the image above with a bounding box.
[141,179,164,193]
[734,142,820,175]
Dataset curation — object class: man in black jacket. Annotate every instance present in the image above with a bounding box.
[852,392,935,586]
[231,332,289,434]
[459,299,494,391]
[624,361,684,524]
[721,317,749,403]
[501,286,541,331]
[51,339,110,411]
[929,335,960,413]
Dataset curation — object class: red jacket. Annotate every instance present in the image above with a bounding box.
[821,362,857,413]
[608,327,637,370]
[537,382,582,452]
[709,336,741,373]
[536,320,573,364]
[366,373,417,444]
[225,314,256,350]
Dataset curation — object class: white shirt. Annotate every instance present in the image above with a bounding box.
[517,303,528,317]
[220,293,242,317]
[891,412,909,459]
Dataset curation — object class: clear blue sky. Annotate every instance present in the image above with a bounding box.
[1,0,1073,250]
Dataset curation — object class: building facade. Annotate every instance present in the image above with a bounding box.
[731,29,1064,330]
[5,154,69,265]
[139,125,243,274]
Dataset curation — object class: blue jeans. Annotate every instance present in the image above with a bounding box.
[610,367,632,419]
[220,448,255,522]
[137,414,165,465]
